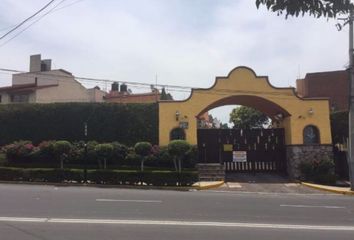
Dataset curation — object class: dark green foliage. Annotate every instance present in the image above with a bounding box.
[134,142,152,156]
[330,111,348,144]
[0,167,198,186]
[2,141,36,163]
[0,103,158,146]
[168,140,191,157]
[299,157,336,185]
[256,0,353,19]
[134,142,153,171]
[168,140,191,172]
[229,106,269,129]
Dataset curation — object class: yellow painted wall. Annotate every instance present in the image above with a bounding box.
[159,67,332,146]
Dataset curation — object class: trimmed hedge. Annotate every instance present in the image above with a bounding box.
[0,103,158,146]
[0,167,198,186]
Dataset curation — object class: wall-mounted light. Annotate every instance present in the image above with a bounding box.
[175,110,180,121]
[274,112,284,121]
[308,108,314,115]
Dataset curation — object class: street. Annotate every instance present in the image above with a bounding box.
[0,183,353,239]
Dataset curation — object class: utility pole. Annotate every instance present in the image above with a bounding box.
[348,9,354,190]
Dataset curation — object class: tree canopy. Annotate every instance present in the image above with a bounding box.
[229,106,269,129]
[255,0,354,19]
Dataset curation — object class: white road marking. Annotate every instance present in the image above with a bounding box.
[96,199,162,203]
[280,204,345,209]
[0,217,353,231]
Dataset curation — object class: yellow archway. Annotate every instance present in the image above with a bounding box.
[158,66,332,146]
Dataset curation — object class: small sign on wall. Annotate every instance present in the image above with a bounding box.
[233,151,247,162]
[223,144,233,152]
[179,121,189,129]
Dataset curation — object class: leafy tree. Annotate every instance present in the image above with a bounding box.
[168,140,191,173]
[94,143,114,169]
[229,106,269,129]
[53,141,72,169]
[255,0,353,19]
[134,142,152,171]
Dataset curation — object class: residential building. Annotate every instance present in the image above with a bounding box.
[296,70,349,112]
[104,82,173,103]
[0,54,105,104]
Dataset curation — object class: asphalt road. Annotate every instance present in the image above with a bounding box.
[0,183,353,240]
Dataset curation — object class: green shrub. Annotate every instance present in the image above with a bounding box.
[2,140,35,163]
[0,167,198,186]
[53,141,72,169]
[111,142,128,165]
[0,103,158,146]
[134,142,152,171]
[37,140,56,162]
[299,157,336,185]
[168,140,191,172]
[94,143,114,169]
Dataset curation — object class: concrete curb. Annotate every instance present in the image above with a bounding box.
[301,182,354,195]
[192,181,225,190]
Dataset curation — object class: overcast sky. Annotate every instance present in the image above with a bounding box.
[0,0,349,124]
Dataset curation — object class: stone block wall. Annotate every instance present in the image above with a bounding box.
[286,145,333,179]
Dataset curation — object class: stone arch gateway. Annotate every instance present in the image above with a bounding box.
[158,67,332,178]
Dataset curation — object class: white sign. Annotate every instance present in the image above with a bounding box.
[233,151,247,162]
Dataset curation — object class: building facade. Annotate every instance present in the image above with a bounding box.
[0,54,105,104]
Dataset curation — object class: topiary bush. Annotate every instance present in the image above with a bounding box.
[94,143,114,169]
[168,140,191,173]
[53,140,72,169]
[134,142,152,171]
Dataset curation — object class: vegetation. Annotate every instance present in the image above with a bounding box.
[168,140,191,173]
[53,141,72,169]
[229,106,269,129]
[299,157,336,185]
[0,167,198,186]
[255,0,353,19]
[94,143,114,169]
[0,103,158,146]
[134,142,152,171]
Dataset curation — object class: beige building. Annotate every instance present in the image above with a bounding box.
[0,54,105,104]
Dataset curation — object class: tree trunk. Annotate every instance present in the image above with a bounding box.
[104,158,107,169]
[60,157,64,169]
[141,158,145,172]
[178,158,182,173]
[173,157,177,172]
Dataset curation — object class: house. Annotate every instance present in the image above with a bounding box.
[0,54,105,104]
[104,82,173,103]
[296,70,349,112]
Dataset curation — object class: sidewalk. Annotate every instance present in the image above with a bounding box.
[301,182,354,195]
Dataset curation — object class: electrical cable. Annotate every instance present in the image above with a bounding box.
[0,0,56,41]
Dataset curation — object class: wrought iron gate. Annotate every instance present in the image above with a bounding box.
[197,128,286,174]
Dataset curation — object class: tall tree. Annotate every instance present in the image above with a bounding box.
[255,0,353,19]
[229,106,269,129]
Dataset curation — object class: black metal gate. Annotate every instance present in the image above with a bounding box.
[197,128,286,174]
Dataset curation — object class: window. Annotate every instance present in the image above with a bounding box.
[303,125,320,144]
[170,127,186,140]
[10,94,30,103]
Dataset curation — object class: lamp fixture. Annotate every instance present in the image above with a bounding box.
[308,108,314,115]
[175,110,180,121]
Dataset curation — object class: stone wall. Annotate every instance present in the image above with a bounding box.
[286,145,333,179]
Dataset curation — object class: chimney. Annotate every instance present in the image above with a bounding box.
[30,54,41,72]
[41,59,52,71]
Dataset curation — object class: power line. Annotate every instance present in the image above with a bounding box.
[0,0,68,48]
[0,0,56,41]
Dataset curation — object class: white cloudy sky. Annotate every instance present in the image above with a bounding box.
[0,0,349,124]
